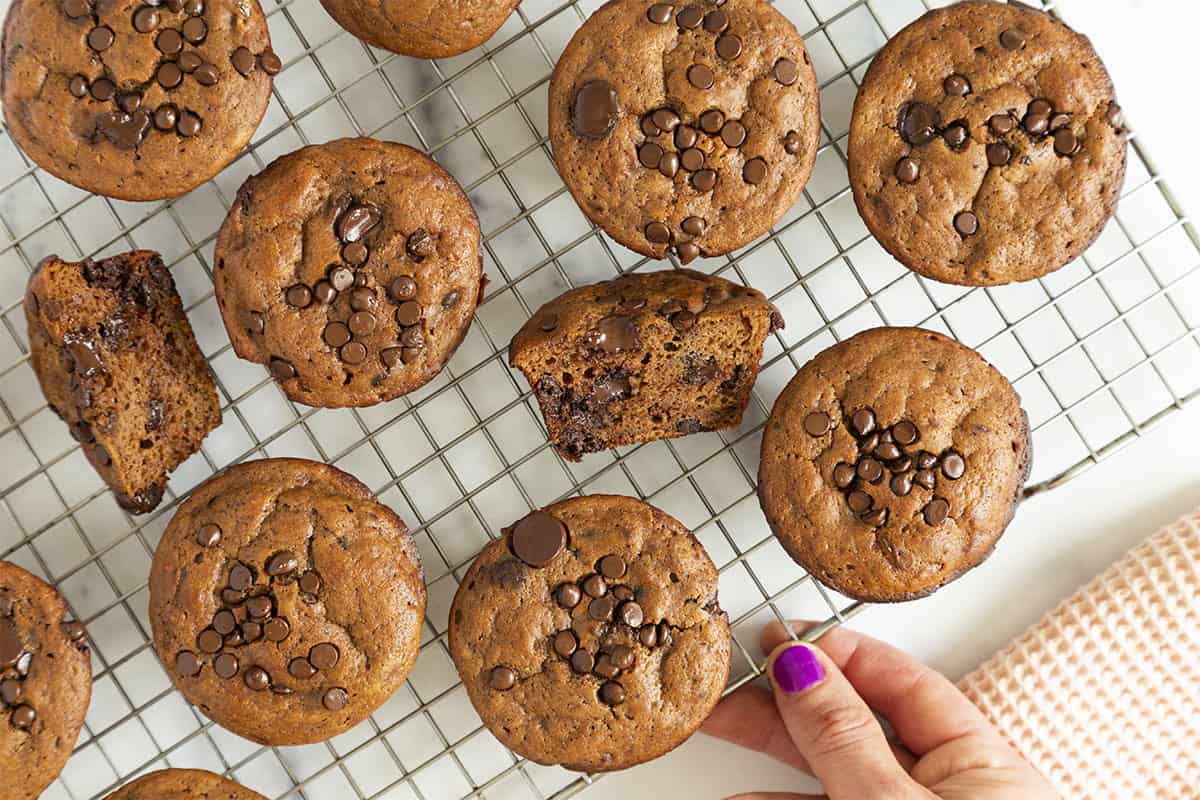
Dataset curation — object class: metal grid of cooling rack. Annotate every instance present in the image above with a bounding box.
[0,0,1198,797]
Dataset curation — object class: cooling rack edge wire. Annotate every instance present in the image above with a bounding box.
[0,0,1197,798]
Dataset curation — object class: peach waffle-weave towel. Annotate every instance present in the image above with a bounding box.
[959,507,1200,800]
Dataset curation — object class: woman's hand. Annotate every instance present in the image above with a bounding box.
[702,622,1058,800]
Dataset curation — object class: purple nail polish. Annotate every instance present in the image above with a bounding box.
[772,644,825,694]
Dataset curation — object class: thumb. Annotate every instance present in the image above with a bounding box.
[767,642,927,800]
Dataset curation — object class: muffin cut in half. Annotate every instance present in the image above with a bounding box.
[509,269,782,460]
[24,251,220,513]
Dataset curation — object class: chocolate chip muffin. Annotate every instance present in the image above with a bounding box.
[509,269,782,461]
[1,561,92,800]
[103,768,266,800]
[847,0,1126,286]
[2,0,278,201]
[318,0,520,59]
[758,327,1031,602]
[214,137,484,408]
[448,495,731,772]
[549,0,820,263]
[24,251,221,514]
[148,458,426,746]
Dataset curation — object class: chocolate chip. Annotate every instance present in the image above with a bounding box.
[716,33,742,60]
[681,148,705,172]
[569,650,594,674]
[803,411,831,436]
[69,75,89,97]
[197,628,222,653]
[915,468,937,490]
[618,601,644,628]
[588,595,615,621]
[266,551,298,577]
[176,111,201,136]
[676,4,703,28]
[674,125,698,150]
[232,46,256,77]
[857,458,883,484]
[11,705,36,729]
[989,113,1016,135]
[943,123,968,149]
[1000,28,1026,50]
[915,451,937,470]
[194,63,219,86]
[338,203,381,244]
[156,62,184,89]
[647,3,673,24]
[899,102,939,146]
[677,217,705,238]
[325,267,352,294]
[986,142,1012,166]
[600,681,625,705]
[846,490,873,514]
[241,621,262,642]
[88,77,115,101]
[117,90,142,113]
[510,511,567,567]
[262,618,289,642]
[555,583,582,609]
[589,314,641,353]
[1029,99,1052,117]
[895,157,919,183]
[349,287,375,313]
[64,621,87,642]
[784,130,803,155]
[954,211,978,237]
[670,310,696,332]
[196,523,221,547]
[181,16,207,43]
[638,625,658,648]
[582,574,608,598]
[221,588,244,606]
[572,80,620,139]
[179,52,202,73]
[184,0,204,14]
[892,421,918,445]
[441,290,460,308]
[349,311,377,337]
[833,463,856,489]
[258,49,282,75]
[1023,112,1049,136]
[941,450,965,479]
[400,327,424,348]
[875,441,902,461]
[288,657,316,679]
[176,651,201,677]
[322,322,350,348]
[1,679,22,705]
[850,408,876,437]
[229,563,253,591]
[240,667,268,691]
[64,0,90,18]
[658,151,680,178]
[598,554,627,579]
[156,28,183,54]
[923,497,950,525]
[860,507,888,527]
[284,284,312,308]
[593,653,619,679]
[687,64,714,90]
[1106,102,1123,129]
[1053,129,1079,156]
[742,157,768,185]
[389,276,417,302]
[214,653,238,679]
[489,666,516,691]
[890,473,913,496]
[298,571,321,595]
[88,26,115,51]
[638,142,663,170]
[720,120,747,148]
[212,609,237,635]
[1049,113,1071,132]
[944,74,970,96]
[245,595,272,619]
[552,630,577,658]
[652,108,680,132]
[269,357,296,379]
[703,9,728,32]
[340,341,367,365]
[773,58,799,86]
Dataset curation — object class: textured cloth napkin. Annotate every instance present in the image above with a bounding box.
[959,507,1200,799]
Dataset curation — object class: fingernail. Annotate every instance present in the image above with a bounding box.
[772,644,825,694]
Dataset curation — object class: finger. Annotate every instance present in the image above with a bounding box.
[767,642,921,798]
[703,684,919,775]
[702,684,813,773]
[763,622,1004,756]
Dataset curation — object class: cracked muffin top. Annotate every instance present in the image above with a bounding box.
[848,0,1126,286]
[448,494,731,772]
[214,137,483,408]
[2,0,277,200]
[148,458,425,746]
[318,0,520,59]
[103,768,265,800]
[759,327,1032,602]
[1,561,92,800]
[548,0,819,263]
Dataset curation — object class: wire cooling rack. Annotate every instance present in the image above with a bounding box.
[1,0,1198,797]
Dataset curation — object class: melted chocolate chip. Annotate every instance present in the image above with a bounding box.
[510,511,567,567]
[572,80,620,139]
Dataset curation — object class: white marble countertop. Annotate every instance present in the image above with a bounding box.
[586,2,1200,797]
